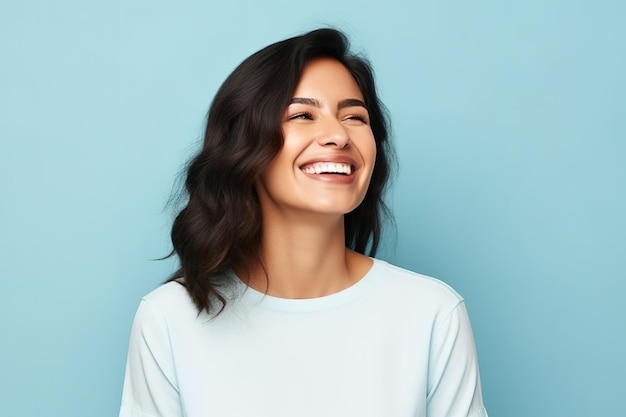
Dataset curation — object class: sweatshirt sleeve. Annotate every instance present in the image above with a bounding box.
[119,300,183,417]
[426,301,488,417]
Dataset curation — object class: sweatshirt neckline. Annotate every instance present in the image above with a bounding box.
[231,258,384,313]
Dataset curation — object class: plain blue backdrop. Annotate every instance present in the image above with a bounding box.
[1,1,624,416]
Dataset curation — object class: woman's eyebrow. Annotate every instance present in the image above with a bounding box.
[290,97,322,107]
[338,98,367,110]
[289,97,368,110]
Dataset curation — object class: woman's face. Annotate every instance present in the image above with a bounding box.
[255,58,376,218]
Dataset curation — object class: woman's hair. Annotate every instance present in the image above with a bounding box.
[168,28,394,315]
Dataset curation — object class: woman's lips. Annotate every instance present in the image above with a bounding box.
[299,158,358,184]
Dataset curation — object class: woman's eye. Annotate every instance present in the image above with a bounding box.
[343,114,369,124]
[288,112,314,121]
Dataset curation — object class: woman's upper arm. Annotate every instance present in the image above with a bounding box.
[119,300,183,417]
[426,301,488,417]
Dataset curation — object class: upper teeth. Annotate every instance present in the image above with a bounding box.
[302,162,352,175]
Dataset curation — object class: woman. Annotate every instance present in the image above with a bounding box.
[119,28,488,417]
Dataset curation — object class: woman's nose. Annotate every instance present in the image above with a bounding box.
[317,118,350,149]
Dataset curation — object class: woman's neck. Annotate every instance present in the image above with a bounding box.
[242,213,371,299]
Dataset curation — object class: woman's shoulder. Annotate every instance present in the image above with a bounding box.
[139,280,199,320]
[139,276,244,321]
[369,258,465,309]
[143,279,188,302]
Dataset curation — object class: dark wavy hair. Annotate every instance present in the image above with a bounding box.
[168,28,395,315]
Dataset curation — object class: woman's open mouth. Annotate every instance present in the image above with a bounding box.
[300,162,353,175]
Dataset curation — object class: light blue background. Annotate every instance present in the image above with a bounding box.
[1,1,624,416]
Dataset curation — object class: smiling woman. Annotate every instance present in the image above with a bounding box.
[257,58,377,226]
[119,28,488,417]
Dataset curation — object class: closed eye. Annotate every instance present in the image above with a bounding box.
[343,114,369,125]
[288,112,314,121]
